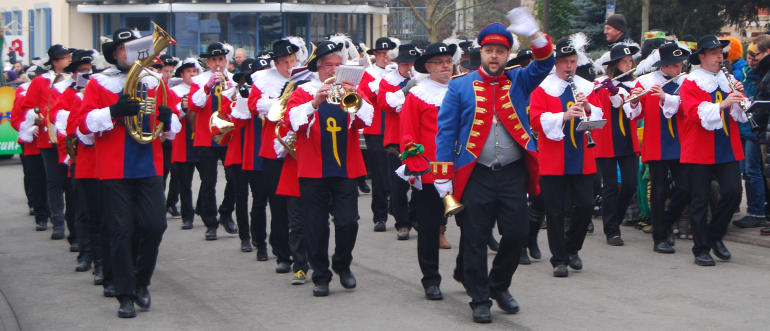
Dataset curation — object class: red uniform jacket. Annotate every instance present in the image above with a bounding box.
[79,67,180,180]
[378,69,410,147]
[20,72,69,150]
[51,86,80,165]
[629,71,685,162]
[529,74,602,175]
[592,80,640,158]
[10,82,40,156]
[189,70,233,148]
[66,89,97,179]
[399,78,448,184]
[169,83,199,163]
[247,67,289,160]
[679,68,745,164]
[359,64,390,136]
[285,79,373,179]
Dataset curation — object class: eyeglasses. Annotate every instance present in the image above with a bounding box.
[426,59,453,65]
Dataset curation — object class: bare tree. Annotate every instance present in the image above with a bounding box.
[397,0,492,42]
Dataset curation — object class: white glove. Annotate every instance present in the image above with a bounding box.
[273,138,288,158]
[506,8,540,38]
[434,179,453,198]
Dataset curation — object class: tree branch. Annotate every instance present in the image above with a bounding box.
[435,0,491,25]
[397,0,431,31]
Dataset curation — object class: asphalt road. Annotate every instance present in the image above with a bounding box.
[0,156,769,330]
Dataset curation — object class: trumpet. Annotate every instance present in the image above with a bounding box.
[720,64,758,130]
[123,22,176,144]
[621,73,685,107]
[567,73,596,148]
[323,76,362,114]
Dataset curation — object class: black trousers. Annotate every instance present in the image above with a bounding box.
[163,141,179,208]
[541,175,594,267]
[262,158,290,262]
[414,183,444,288]
[40,148,67,229]
[102,177,167,299]
[299,177,358,284]
[385,145,410,229]
[459,161,528,308]
[173,162,201,223]
[596,155,639,238]
[75,178,102,264]
[98,181,113,288]
[20,150,32,208]
[287,196,308,272]
[364,135,389,223]
[687,162,741,256]
[195,146,235,228]
[21,153,49,224]
[648,160,690,243]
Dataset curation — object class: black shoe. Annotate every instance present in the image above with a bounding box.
[653,241,675,254]
[313,283,329,297]
[167,205,181,217]
[35,220,47,231]
[256,245,268,261]
[241,240,253,253]
[373,221,386,232]
[488,233,499,252]
[396,227,410,240]
[490,290,520,314]
[276,261,291,274]
[606,235,624,246]
[205,227,217,241]
[761,226,770,236]
[358,179,371,193]
[219,214,238,234]
[75,259,91,272]
[711,240,731,261]
[519,250,531,265]
[666,232,676,247]
[528,242,541,260]
[93,266,104,285]
[117,297,136,318]
[733,215,765,228]
[553,265,569,277]
[51,228,65,240]
[103,284,117,297]
[472,305,492,323]
[135,286,151,310]
[425,285,443,300]
[568,254,583,270]
[339,271,357,289]
[586,221,594,233]
[70,243,79,252]
[181,220,193,230]
[694,253,716,266]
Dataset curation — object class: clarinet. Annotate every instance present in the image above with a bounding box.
[720,64,758,130]
[567,73,596,148]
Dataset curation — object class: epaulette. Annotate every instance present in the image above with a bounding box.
[505,64,522,71]
[451,72,470,79]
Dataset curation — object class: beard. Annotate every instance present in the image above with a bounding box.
[482,63,504,77]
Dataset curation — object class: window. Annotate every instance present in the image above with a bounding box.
[29,7,51,59]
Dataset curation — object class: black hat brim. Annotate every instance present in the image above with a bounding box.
[601,45,640,66]
[414,44,457,74]
[393,54,419,64]
[44,47,74,66]
[174,63,198,77]
[689,40,730,65]
[652,55,688,68]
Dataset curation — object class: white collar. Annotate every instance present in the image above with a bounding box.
[253,67,289,98]
[297,78,323,97]
[686,68,732,93]
[382,68,409,87]
[92,67,126,94]
[539,73,594,98]
[410,78,448,106]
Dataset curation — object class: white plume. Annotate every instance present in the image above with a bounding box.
[442,37,464,65]
[387,37,401,60]
[570,32,592,66]
[223,43,235,64]
[90,49,111,71]
[284,36,309,65]
[634,49,660,76]
[328,33,360,61]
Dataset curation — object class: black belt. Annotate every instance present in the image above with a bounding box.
[479,159,520,172]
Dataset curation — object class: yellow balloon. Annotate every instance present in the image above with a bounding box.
[0,86,15,112]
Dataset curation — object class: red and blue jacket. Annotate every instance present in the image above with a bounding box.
[627,70,685,162]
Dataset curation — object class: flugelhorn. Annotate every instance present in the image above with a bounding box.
[268,81,298,157]
[720,64,758,130]
[621,73,685,107]
[323,76,362,114]
[209,66,235,144]
[123,22,176,144]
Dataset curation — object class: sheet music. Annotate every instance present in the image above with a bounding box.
[335,65,365,86]
[125,35,154,63]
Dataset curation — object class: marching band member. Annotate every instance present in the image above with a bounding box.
[244,38,306,265]
[285,39,374,297]
[680,35,747,266]
[157,54,182,217]
[169,58,202,230]
[434,9,554,322]
[593,43,641,246]
[378,43,420,240]
[79,27,180,317]
[529,37,604,278]
[624,41,691,254]
[11,72,49,232]
[18,44,74,241]
[189,42,238,240]
[398,41,459,300]
[358,37,398,232]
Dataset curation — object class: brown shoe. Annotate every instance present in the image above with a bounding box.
[439,225,452,249]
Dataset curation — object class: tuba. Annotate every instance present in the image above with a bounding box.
[268,81,298,158]
[323,76,362,114]
[123,22,176,144]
